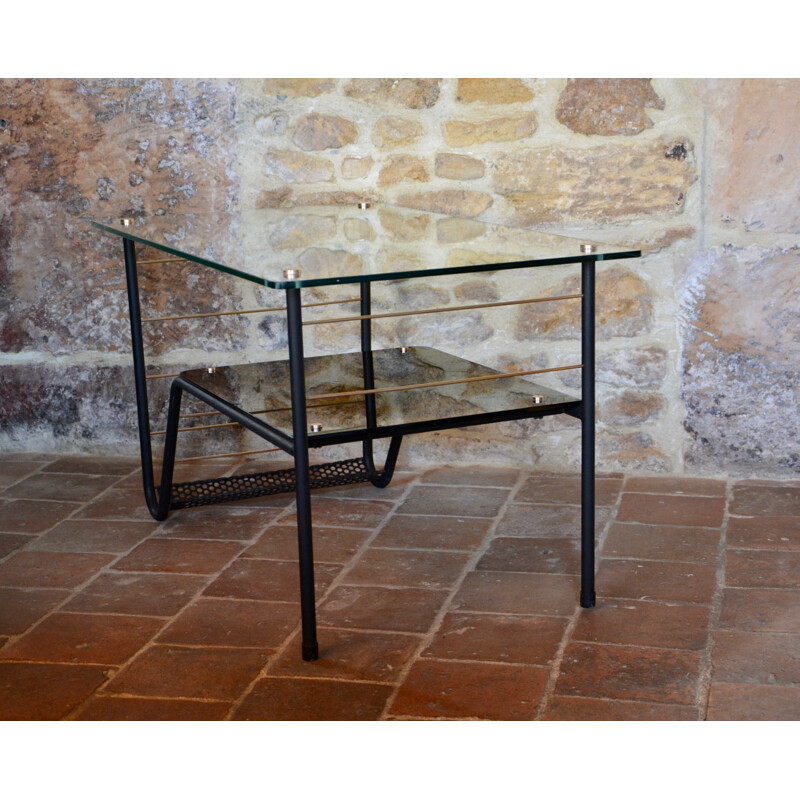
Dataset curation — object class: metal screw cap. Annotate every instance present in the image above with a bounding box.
[532,395,544,404]
[206,367,216,374]
[283,268,301,280]
[309,423,323,433]
[358,202,371,210]
[581,243,597,254]
[120,218,133,227]
[400,346,409,354]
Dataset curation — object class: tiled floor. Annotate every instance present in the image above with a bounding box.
[1,452,799,721]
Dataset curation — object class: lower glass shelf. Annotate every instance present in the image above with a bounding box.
[180,346,581,446]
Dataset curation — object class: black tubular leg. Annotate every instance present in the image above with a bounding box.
[122,236,162,520]
[154,381,183,520]
[286,285,319,661]
[580,258,596,608]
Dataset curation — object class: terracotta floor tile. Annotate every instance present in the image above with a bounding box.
[423,612,567,665]
[0,551,114,589]
[623,476,727,497]
[513,475,623,506]
[719,588,800,633]
[494,503,609,538]
[317,585,449,632]
[543,695,697,721]
[595,559,718,604]
[0,533,34,559]
[604,522,721,564]
[112,538,245,574]
[3,472,121,503]
[616,493,725,528]
[727,516,800,550]
[313,473,414,501]
[76,696,231,721]
[204,558,340,602]
[711,630,800,684]
[29,519,156,554]
[157,598,300,648]
[477,537,581,575]
[154,505,281,542]
[725,549,800,589]
[390,659,549,720]
[343,547,470,590]
[571,599,711,650]
[269,628,421,683]
[730,484,800,517]
[396,485,510,518]
[281,497,394,529]
[42,456,139,476]
[245,524,369,563]
[0,499,81,533]
[63,572,209,616]
[556,642,701,705]
[419,465,521,487]
[0,460,49,490]
[706,683,800,721]
[0,587,71,635]
[74,488,155,521]
[0,612,164,665]
[233,677,393,721]
[371,514,491,551]
[105,644,270,700]
[451,571,580,617]
[0,662,110,720]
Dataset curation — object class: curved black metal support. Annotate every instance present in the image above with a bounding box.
[363,436,404,488]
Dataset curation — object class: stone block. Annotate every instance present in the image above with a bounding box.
[435,153,485,180]
[456,79,534,105]
[264,150,335,183]
[443,113,537,147]
[516,266,653,342]
[344,79,441,109]
[396,190,493,218]
[291,113,358,151]
[493,141,695,225]
[377,155,429,188]
[371,116,423,148]
[556,79,664,136]
[261,79,336,98]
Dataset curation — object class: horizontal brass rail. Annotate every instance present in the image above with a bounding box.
[146,372,180,381]
[139,257,190,265]
[173,447,281,464]
[142,297,359,323]
[301,293,582,327]
[305,363,581,402]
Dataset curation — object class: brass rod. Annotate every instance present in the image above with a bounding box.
[175,398,362,422]
[173,447,280,464]
[301,293,582,327]
[152,420,241,437]
[146,372,180,381]
[141,297,360,324]
[305,363,581,402]
[139,257,191,265]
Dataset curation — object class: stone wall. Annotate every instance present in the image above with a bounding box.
[0,78,798,477]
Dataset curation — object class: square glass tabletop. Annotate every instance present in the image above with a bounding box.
[90,202,641,289]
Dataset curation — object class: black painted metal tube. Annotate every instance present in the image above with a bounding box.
[122,236,161,519]
[580,258,597,608]
[286,286,319,661]
[155,381,184,520]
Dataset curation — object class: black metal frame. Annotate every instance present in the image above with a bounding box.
[122,237,599,660]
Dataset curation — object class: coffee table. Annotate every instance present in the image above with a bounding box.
[91,203,641,660]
